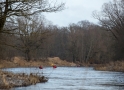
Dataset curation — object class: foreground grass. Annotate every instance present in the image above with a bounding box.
[94,61,124,72]
[0,70,48,89]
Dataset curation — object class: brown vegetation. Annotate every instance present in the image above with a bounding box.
[48,57,76,66]
[0,57,75,69]
[0,70,47,89]
[94,61,124,72]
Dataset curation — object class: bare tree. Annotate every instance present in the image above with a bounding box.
[0,0,65,33]
[93,0,124,42]
[15,16,49,61]
[93,0,124,60]
[0,0,65,60]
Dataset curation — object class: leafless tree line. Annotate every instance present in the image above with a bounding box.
[0,0,124,64]
[40,21,113,64]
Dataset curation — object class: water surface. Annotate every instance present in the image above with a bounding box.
[3,67,124,90]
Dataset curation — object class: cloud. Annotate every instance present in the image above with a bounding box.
[44,0,112,27]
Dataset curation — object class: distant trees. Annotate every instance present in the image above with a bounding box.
[36,20,112,64]
[0,18,115,63]
[66,21,111,63]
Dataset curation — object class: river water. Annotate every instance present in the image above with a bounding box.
[3,67,124,90]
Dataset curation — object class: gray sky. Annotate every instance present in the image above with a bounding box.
[44,0,112,27]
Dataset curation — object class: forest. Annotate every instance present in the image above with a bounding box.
[0,0,124,65]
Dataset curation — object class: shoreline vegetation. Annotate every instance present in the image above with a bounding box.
[0,70,48,89]
[0,57,124,89]
[94,61,124,72]
[0,57,77,68]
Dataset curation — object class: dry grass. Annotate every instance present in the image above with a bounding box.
[0,60,16,68]
[0,56,73,69]
[94,61,124,72]
[48,57,74,66]
[0,70,48,89]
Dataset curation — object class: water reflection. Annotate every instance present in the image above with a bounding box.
[3,67,124,90]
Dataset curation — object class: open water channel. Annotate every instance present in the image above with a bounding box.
[3,67,124,90]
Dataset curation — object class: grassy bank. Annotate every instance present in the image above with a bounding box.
[0,70,48,89]
[0,57,124,72]
[0,57,74,69]
[94,61,124,72]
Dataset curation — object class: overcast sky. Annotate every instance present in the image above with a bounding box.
[44,0,112,27]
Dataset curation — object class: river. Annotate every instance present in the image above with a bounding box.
[3,67,124,90]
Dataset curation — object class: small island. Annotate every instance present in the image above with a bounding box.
[0,70,47,89]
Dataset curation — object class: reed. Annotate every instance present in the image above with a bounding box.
[94,61,124,72]
[0,70,48,89]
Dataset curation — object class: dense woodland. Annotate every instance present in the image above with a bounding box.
[0,0,124,64]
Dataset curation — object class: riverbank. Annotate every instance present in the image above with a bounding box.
[0,57,76,69]
[94,61,124,72]
[0,57,124,72]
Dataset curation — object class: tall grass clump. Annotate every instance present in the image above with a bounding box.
[0,70,48,89]
[94,61,124,72]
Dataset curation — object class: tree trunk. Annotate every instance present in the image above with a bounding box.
[0,0,8,33]
[25,49,30,61]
